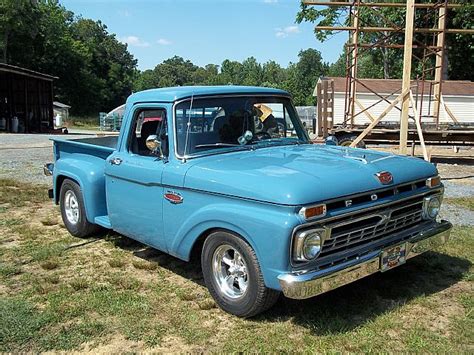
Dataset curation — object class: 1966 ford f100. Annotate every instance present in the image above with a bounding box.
[44,86,452,317]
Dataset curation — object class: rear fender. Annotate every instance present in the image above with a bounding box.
[54,154,108,223]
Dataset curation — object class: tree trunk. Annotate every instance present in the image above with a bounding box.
[2,30,8,63]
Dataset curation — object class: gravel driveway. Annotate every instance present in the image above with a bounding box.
[0,131,98,185]
[1,133,473,225]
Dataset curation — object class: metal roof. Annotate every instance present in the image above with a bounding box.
[53,101,71,109]
[126,85,290,104]
[0,63,58,81]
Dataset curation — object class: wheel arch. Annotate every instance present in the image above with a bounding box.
[188,227,254,264]
[53,157,108,223]
[55,174,79,204]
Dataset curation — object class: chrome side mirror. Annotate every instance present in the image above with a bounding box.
[146,135,161,152]
[43,163,54,176]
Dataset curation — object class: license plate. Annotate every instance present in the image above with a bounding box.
[380,243,407,272]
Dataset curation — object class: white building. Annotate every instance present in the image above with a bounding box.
[326,77,474,126]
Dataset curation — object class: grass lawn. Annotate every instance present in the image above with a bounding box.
[0,179,473,352]
[66,116,100,131]
[445,197,474,212]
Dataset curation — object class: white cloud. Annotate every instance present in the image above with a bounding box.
[264,0,278,3]
[117,9,131,17]
[120,36,150,48]
[157,38,172,46]
[275,25,301,38]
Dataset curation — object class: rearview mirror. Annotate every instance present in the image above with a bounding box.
[146,135,161,152]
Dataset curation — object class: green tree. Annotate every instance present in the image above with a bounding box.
[220,59,243,85]
[283,49,328,105]
[328,52,346,77]
[262,60,286,87]
[0,0,138,114]
[0,0,40,63]
[241,57,262,86]
[296,0,474,81]
[69,18,137,113]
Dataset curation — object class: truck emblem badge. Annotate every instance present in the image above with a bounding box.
[375,171,393,185]
[345,200,352,207]
[164,191,183,204]
[371,194,378,201]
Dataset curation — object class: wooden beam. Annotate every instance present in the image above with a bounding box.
[433,6,447,127]
[409,91,429,161]
[440,95,459,124]
[317,81,323,136]
[315,26,474,34]
[399,0,415,155]
[322,79,328,137]
[349,6,360,128]
[304,1,462,9]
[350,90,407,148]
[346,43,442,49]
[330,79,335,130]
[355,99,375,122]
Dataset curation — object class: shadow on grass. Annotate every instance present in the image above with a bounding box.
[105,233,471,335]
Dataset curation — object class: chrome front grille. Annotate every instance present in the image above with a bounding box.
[320,198,424,257]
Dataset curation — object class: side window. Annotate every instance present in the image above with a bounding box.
[130,109,167,156]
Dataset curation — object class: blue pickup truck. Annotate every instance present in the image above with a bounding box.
[44,86,452,317]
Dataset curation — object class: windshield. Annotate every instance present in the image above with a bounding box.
[175,95,310,157]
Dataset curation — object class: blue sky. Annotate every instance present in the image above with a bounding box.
[60,0,346,71]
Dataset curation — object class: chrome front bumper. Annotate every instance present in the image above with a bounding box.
[278,220,452,299]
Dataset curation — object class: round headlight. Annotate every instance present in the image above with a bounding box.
[427,196,441,219]
[303,233,322,260]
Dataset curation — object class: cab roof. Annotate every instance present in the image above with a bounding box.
[126,85,290,104]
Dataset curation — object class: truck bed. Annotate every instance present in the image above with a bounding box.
[51,135,117,159]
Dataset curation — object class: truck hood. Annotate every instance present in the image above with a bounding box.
[184,144,437,205]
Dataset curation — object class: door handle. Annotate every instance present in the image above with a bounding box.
[109,157,123,166]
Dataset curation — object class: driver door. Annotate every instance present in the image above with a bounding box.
[105,105,168,252]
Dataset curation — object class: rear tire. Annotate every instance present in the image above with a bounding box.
[201,230,280,317]
[59,179,100,238]
[338,134,366,149]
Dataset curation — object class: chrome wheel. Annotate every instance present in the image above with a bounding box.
[64,190,80,225]
[212,245,249,299]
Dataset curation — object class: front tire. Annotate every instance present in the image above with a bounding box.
[201,231,280,317]
[59,179,100,238]
[338,134,366,148]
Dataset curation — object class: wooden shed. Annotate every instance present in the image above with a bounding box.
[0,63,57,133]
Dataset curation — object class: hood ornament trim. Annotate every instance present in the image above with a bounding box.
[375,171,393,185]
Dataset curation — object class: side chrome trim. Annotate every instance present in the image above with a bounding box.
[279,220,452,299]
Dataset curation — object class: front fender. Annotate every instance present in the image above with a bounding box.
[54,154,108,223]
[164,191,300,290]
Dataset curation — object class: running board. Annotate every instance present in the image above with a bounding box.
[94,215,112,229]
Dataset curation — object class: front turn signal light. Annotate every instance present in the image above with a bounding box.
[299,204,327,220]
[426,176,441,188]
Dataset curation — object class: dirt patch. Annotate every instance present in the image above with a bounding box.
[400,281,471,337]
[77,334,199,354]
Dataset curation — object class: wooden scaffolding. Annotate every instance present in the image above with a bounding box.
[305,0,474,160]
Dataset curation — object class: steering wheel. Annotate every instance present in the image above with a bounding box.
[254,131,272,140]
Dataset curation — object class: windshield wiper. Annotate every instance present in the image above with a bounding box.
[194,143,241,149]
